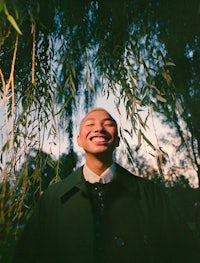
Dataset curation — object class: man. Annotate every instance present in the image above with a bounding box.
[13,108,198,263]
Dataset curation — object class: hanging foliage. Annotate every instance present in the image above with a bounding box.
[0,0,200,260]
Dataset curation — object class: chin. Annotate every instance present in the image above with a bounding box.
[93,149,114,155]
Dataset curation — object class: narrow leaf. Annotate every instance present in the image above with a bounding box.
[176,102,184,115]
[141,132,156,150]
[138,129,141,146]
[2,141,9,152]
[156,94,167,103]
[165,62,176,66]
[4,3,22,35]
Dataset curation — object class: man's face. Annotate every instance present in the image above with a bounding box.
[77,110,119,156]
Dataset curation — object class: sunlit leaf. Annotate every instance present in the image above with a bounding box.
[161,68,172,86]
[176,101,184,116]
[165,62,176,67]
[156,94,167,103]
[4,4,22,34]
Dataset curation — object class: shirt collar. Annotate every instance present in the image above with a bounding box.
[83,163,116,184]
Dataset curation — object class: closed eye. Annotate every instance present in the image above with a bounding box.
[84,121,95,126]
[104,121,115,126]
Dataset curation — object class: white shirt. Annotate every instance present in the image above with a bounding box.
[83,163,116,184]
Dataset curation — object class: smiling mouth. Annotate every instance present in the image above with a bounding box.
[90,136,109,142]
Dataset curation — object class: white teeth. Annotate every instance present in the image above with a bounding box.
[92,137,107,142]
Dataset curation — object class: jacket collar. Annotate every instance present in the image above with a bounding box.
[59,163,140,203]
[59,166,88,203]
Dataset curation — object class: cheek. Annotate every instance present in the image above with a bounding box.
[81,129,90,138]
[77,130,90,146]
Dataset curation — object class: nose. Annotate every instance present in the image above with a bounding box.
[94,123,104,132]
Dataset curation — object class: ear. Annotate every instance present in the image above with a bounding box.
[77,135,83,147]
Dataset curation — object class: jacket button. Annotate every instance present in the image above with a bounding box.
[114,236,125,247]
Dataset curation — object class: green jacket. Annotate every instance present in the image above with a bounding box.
[13,164,198,263]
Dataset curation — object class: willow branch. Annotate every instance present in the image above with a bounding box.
[31,22,36,84]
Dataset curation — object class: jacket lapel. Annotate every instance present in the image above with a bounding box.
[59,163,140,204]
[59,166,89,204]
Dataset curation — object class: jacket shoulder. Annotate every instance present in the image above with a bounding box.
[41,166,83,200]
[115,163,166,199]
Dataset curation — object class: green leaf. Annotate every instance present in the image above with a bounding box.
[2,141,9,152]
[141,131,156,150]
[0,0,4,12]
[150,101,159,112]
[4,3,22,34]
[7,14,22,34]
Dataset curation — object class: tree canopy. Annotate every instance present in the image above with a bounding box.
[0,0,200,260]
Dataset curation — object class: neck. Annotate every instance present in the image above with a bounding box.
[85,154,113,176]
